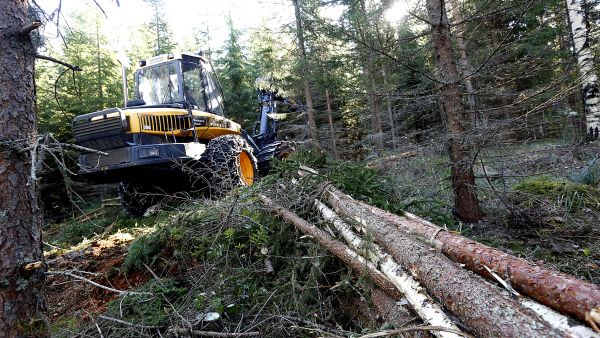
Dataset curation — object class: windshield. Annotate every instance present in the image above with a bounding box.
[136,62,182,105]
[182,61,224,115]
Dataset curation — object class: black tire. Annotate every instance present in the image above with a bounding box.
[117,182,155,217]
[205,135,258,195]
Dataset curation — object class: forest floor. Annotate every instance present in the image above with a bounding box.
[42,139,600,336]
[373,138,600,284]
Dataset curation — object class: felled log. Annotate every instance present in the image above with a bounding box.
[325,185,600,330]
[259,195,402,299]
[317,199,600,338]
[322,190,563,337]
[366,151,419,170]
[315,200,464,338]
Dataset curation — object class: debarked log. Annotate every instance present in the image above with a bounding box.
[325,185,600,330]
[323,188,563,338]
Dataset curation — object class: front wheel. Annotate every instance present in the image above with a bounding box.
[205,135,258,196]
[117,182,156,217]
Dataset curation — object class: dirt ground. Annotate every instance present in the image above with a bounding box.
[44,232,149,324]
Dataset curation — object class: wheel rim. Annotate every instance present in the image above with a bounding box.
[239,151,255,186]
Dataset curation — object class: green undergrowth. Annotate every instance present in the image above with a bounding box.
[81,184,381,337]
[513,176,600,212]
[271,150,405,216]
[51,151,444,336]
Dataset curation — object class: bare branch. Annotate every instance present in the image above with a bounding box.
[90,0,108,18]
[97,315,160,329]
[167,327,260,337]
[19,21,42,35]
[34,54,82,71]
[46,270,152,296]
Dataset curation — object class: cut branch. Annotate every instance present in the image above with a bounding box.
[167,327,260,337]
[19,21,42,35]
[34,54,82,71]
[46,271,152,296]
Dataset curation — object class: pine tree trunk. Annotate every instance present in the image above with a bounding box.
[324,188,563,337]
[566,0,600,134]
[369,73,384,149]
[325,89,338,157]
[426,0,483,223]
[326,186,600,329]
[449,0,482,127]
[292,0,320,147]
[0,1,47,336]
[382,69,397,149]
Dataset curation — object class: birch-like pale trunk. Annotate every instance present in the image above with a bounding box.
[566,0,600,133]
[315,201,464,338]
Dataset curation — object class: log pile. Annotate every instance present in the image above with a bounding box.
[260,174,600,338]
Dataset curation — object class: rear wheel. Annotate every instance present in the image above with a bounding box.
[117,182,156,217]
[205,135,257,195]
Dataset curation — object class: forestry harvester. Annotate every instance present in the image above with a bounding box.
[71,52,293,215]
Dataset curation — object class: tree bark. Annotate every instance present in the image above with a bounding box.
[325,89,338,157]
[448,0,482,128]
[566,0,600,134]
[324,188,563,337]
[426,0,483,223]
[368,72,384,150]
[0,1,47,336]
[315,201,464,338]
[381,69,397,149]
[292,0,320,147]
[325,186,600,330]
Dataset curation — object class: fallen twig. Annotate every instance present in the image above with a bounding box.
[167,327,260,337]
[357,325,473,338]
[98,315,160,329]
[46,271,152,296]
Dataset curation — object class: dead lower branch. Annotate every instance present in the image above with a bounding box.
[358,325,474,338]
[19,21,42,35]
[34,53,82,71]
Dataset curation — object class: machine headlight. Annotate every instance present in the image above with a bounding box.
[138,147,160,158]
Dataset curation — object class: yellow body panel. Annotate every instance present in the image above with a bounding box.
[124,108,241,140]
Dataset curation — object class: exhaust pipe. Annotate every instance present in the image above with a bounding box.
[117,53,130,107]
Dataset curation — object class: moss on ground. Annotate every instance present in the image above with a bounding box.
[514,177,600,211]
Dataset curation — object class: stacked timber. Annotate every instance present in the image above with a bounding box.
[260,176,600,338]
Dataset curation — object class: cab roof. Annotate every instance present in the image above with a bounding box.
[139,52,208,68]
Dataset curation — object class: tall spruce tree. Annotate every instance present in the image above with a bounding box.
[143,0,176,55]
[217,16,255,127]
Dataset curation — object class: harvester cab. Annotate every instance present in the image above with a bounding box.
[72,52,291,215]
